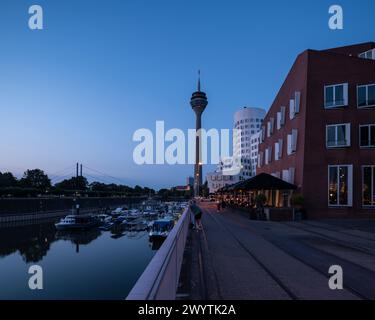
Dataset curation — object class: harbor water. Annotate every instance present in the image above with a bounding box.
[0,218,158,299]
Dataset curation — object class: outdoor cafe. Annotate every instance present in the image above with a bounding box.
[216,173,299,221]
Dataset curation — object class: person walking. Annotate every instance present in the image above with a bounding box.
[221,199,226,210]
[189,200,196,229]
[216,199,221,212]
[190,200,203,230]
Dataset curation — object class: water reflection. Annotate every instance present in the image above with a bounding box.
[149,239,165,250]
[0,218,164,262]
[0,219,161,299]
[0,205,183,299]
[0,221,56,263]
[56,229,101,253]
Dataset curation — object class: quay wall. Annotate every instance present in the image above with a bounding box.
[0,197,146,223]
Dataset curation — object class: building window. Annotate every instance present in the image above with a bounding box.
[275,139,283,161]
[328,165,353,207]
[360,124,375,148]
[265,147,272,165]
[258,152,264,168]
[357,84,375,108]
[294,91,301,114]
[260,126,265,142]
[359,49,375,60]
[282,168,295,184]
[267,118,274,137]
[276,106,286,130]
[362,166,375,207]
[287,129,298,155]
[326,124,351,148]
[289,99,295,120]
[324,84,348,108]
[289,92,301,119]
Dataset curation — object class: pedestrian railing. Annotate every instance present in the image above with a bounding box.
[126,207,191,300]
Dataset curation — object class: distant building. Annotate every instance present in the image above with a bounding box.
[250,131,261,177]
[172,185,190,192]
[206,160,240,194]
[186,176,194,190]
[233,107,266,180]
[206,106,266,193]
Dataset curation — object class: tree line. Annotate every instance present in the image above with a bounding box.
[0,169,156,198]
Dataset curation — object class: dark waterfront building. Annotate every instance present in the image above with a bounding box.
[257,42,375,218]
[190,71,208,196]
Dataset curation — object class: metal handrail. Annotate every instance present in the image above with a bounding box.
[127,207,190,300]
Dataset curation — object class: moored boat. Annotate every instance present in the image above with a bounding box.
[149,218,175,240]
[55,214,100,231]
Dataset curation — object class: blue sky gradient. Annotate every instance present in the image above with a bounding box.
[1,0,374,188]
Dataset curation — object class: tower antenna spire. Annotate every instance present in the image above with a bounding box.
[198,70,201,92]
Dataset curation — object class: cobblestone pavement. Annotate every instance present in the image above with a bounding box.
[178,203,375,300]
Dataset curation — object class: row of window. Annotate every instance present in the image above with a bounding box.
[209,174,235,182]
[326,123,375,148]
[328,165,375,207]
[259,121,374,167]
[258,129,298,167]
[359,49,375,60]
[271,168,295,184]
[262,82,375,146]
[235,118,263,127]
[324,83,375,109]
[238,124,261,129]
[261,91,301,142]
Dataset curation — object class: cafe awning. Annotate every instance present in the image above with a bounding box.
[218,173,297,193]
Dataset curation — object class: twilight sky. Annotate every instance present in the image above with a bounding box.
[0,0,374,189]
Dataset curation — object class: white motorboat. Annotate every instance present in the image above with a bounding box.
[55,214,100,230]
[97,214,112,224]
[149,218,175,240]
[111,207,127,217]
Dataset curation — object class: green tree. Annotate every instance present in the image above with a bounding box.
[134,185,143,194]
[90,182,108,192]
[19,169,51,190]
[55,176,88,191]
[0,172,18,188]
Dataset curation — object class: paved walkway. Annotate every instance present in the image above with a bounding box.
[178,203,375,300]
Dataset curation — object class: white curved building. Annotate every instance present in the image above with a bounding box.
[206,107,266,193]
[233,107,266,179]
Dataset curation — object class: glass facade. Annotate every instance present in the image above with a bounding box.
[329,166,338,205]
[326,124,349,147]
[329,165,352,206]
[358,84,375,107]
[325,84,346,107]
[360,125,375,147]
[363,166,375,207]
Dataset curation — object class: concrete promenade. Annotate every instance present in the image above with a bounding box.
[177,203,375,300]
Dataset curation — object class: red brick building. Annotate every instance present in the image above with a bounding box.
[257,42,375,219]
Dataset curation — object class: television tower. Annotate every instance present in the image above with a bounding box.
[190,71,208,197]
